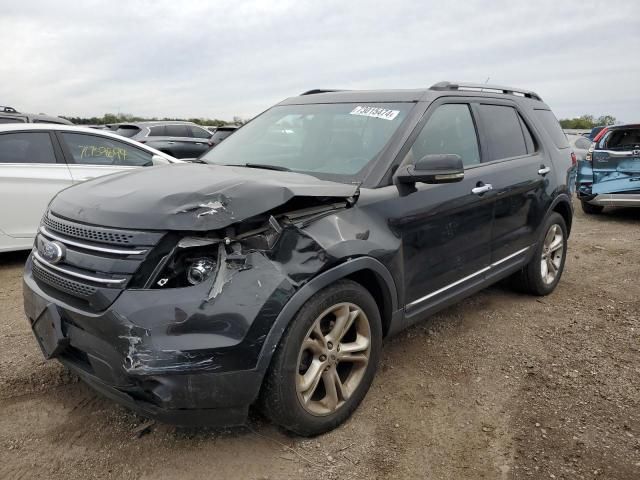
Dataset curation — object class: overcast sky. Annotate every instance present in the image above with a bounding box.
[1,0,638,122]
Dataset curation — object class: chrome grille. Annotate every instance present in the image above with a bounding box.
[43,214,134,244]
[31,213,166,310]
[32,261,97,297]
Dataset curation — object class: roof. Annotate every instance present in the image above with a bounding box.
[279,81,546,106]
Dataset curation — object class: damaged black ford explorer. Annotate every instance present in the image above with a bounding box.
[24,82,575,436]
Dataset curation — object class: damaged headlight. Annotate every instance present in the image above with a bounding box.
[187,258,216,285]
[153,237,219,289]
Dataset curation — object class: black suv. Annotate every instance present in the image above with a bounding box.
[24,82,574,436]
[114,121,213,158]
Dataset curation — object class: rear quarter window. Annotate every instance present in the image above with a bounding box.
[534,109,569,149]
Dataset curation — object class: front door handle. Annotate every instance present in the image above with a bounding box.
[167,141,175,145]
[471,183,493,195]
[538,166,551,175]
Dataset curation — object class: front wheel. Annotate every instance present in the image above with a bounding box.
[261,280,382,436]
[512,212,568,296]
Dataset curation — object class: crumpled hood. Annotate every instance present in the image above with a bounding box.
[50,164,359,231]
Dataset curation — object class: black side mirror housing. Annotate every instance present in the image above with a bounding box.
[395,153,465,185]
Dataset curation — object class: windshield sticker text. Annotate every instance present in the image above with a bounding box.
[350,106,400,121]
[78,145,127,161]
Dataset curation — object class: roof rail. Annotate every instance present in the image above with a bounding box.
[429,81,542,101]
[300,89,344,96]
[0,106,19,113]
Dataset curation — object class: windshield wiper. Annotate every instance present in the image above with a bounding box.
[225,163,291,172]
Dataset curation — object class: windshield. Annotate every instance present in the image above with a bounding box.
[199,102,413,182]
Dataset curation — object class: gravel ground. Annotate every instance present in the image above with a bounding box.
[0,204,638,480]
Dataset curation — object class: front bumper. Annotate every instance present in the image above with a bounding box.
[586,193,640,207]
[23,252,296,426]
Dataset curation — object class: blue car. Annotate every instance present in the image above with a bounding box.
[576,124,640,214]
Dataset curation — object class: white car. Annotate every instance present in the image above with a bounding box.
[0,124,180,252]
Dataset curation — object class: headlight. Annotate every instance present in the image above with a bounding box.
[187,258,216,285]
[153,237,218,289]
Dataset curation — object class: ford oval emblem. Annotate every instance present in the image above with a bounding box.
[40,240,65,264]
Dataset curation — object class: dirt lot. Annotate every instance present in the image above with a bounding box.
[1,204,639,480]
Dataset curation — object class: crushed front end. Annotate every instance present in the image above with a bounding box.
[23,167,359,425]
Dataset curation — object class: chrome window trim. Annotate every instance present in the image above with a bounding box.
[407,246,530,309]
[33,252,127,285]
[39,226,147,255]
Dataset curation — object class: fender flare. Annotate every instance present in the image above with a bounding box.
[546,193,574,235]
[254,256,398,376]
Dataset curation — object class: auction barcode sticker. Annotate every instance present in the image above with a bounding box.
[350,106,400,121]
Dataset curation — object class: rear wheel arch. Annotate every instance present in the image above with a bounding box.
[549,195,573,235]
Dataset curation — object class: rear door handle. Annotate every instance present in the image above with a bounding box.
[471,183,493,195]
[167,141,175,145]
[538,166,551,175]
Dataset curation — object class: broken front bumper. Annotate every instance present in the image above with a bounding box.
[586,193,640,207]
[23,253,297,426]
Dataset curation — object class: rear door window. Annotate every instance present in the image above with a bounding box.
[148,126,166,137]
[477,104,528,161]
[0,132,56,163]
[190,126,211,139]
[60,133,154,166]
[165,125,190,137]
[534,109,570,149]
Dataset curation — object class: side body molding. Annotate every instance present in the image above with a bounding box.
[255,256,399,376]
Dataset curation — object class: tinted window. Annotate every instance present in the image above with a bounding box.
[190,126,211,139]
[477,105,528,161]
[148,126,166,136]
[600,128,640,150]
[0,132,56,163]
[115,126,141,138]
[405,104,480,167]
[165,125,190,137]
[518,115,536,154]
[0,117,26,123]
[61,133,153,167]
[534,109,570,149]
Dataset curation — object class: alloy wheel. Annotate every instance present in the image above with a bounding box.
[296,302,371,416]
[540,223,564,285]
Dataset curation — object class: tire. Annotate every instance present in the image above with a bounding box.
[581,201,604,215]
[261,279,382,436]
[512,212,568,296]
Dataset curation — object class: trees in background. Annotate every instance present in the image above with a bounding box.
[61,113,244,126]
[559,114,617,129]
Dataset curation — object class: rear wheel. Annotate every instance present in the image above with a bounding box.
[512,212,568,296]
[581,201,604,214]
[261,280,382,436]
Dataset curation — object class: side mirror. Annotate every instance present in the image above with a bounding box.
[152,154,170,166]
[395,154,464,185]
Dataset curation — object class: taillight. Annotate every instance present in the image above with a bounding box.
[570,152,577,166]
[593,127,608,143]
[585,142,595,162]
[208,140,213,147]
